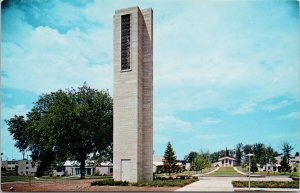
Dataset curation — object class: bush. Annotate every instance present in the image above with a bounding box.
[232,181,299,188]
[91,179,129,186]
[132,178,197,187]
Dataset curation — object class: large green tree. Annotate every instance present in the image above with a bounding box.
[163,142,177,176]
[253,143,266,169]
[184,151,199,163]
[7,84,113,179]
[192,155,209,174]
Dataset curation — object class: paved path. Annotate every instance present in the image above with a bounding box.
[235,187,299,192]
[192,167,220,176]
[175,177,234,191]
[233,167,247,175]
[175,176,293,192]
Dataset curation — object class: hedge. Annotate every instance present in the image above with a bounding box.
[232,181,299,188]
[132,178,197,187]
[91,179,129,186]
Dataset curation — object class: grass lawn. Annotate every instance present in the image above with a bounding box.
[232,181,299,188]
[205,167,244,177]
[154,167,217,177]
[181,167,216,175]
[1,175,112,182]
[235,167,299,177]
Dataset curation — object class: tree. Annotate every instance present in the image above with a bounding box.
[252,143,266,169]
[184,151,199,163]
[295,152,299,157]
[250,157,258,173]
[282,142,294,158]
[243,144,253,163]
[280,142,294,173]
[192,155,209,174]
[163,142,177,176]
[6,115,28,159]
[264,146,277,170]
[235,143,243,164]
[280,156,290,172]
[7,84,113,179]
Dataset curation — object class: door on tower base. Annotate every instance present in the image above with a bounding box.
[121,159,131,181]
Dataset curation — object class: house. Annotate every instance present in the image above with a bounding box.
[95,162,113,175]
[152,156,188,173]
[63,160,94,176]
[153,156,164,173]
[257,163,281,172]
[214,156,237,167]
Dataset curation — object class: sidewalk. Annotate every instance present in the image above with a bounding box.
[234,187,299,192]
[175,177,234,191]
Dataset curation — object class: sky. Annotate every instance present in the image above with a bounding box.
[1,0,299,160]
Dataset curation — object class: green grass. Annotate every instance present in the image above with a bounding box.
[181,167,216,175]
[1,175,112,182]
[132,178,197,187]
[232,181,299,188]
[235,167,300,177]
[205,167,244,177]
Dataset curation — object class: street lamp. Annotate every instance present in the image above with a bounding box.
[247,153,254,191]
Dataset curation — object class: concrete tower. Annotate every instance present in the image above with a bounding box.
[113,7,153,182]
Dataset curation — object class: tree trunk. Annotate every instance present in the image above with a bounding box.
[80,160,85,179]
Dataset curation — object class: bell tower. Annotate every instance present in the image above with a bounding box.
[113,6,153,182]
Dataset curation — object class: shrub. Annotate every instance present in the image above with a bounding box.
[232,181,299,188]
[132,178,197,187]
[91,179,129,186]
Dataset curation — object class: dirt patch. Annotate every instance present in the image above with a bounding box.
[1,179,178,192]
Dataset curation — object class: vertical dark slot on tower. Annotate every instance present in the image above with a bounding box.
[121,14,130,71]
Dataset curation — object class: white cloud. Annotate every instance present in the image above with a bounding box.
[2,25,113,95]
[155,116,192,133]
[198,117,222,126]
[1,105,30,121]
[230,101,256,115]
[278,112,299,120]
[262,100,290,112]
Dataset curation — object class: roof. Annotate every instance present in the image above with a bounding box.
[218,156,236,161]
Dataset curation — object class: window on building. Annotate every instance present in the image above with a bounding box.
[26,161,29,164]
[26,167,29,169]
[121,14,130,71]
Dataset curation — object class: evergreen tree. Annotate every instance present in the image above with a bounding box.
[280,156,291,172]
[250,157,258,173]
[163,142,177,176]
[235,143,243,164]
[279,142,294,173]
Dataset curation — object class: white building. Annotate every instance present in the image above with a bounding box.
[95,162,113,175]
[1,159,37,176]
[63,160,94,176]
[214,156,237,167]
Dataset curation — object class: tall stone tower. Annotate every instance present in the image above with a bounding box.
[113,7,153,182]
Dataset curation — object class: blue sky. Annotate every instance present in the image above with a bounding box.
[1,0,299,160]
